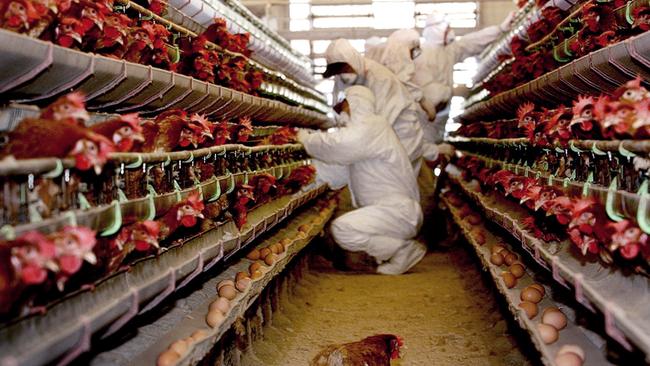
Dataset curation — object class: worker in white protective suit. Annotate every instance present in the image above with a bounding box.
[379,29,457,164]
[414,11,516,143]
[322,39,430,173]
[297,85,425,275]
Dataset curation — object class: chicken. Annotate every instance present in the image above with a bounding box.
[95,220,160,275]
[249,173,277,205]
[613,76,650,105]
[0,231,57,315]
[520,185,562,212]
[632,5,650,32]
[211,119,232,146]
[1,117,116,174]
[39,91,90,125]
[177,35,219,83]
[189,113,214,147]
[606,220,649,260]
[230,184,255,229]
[545,196,575,226]
[594,96,635,139]
[0,0,41,35]
[156,191,205,241]
[139,109,198,152]
[90,113,144,152]
[567,199,609,256]
[545,107,573,146]
[279,165,316,195]
[146,21,174,71]
[230,116,254,143]
[632,99,650,138]
[570,95,601,139]
[516,102,541,141]
[311,334,403,366]
[52,16,85,48]
[261,126,298,146]
[92,12,131,53]
[49,225,97,291]
[112,23,155,64]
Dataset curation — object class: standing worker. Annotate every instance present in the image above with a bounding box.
[322,39,425,173]
[297,86,425,275]
[415,11,516,143]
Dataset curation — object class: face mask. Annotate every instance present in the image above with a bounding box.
[339,73,358,85]
[411,46,422,59]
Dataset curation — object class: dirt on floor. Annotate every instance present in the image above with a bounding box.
[240,246,535,366]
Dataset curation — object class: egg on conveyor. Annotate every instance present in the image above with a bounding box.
[501,272,517,288]
[555,352,583,366]
[157,350,180,366]
[542,308,567,330]
[218,285,238,300]
[537,323,559,344]
[209,297,231,313]
[518,301,538,319]
[520,287,543,304]
[206,310,226,328]
[169,340,188,356]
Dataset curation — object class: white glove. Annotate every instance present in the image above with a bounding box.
[436,143,456,158]
[296,128,311,143]
[499,11,516,32]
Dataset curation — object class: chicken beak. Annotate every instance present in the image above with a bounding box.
[73,109,90,124]
[133,133,146,143]
[534,201,544,211]
[45,260,60,272]
[84,252,97,265]
[196,212,205,219]
[57,279,66,292]
[519,197,530,205]
[94,163,103,175]
[72,33,83,44]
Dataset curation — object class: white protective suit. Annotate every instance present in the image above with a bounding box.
[414,12,512,143]
[297,86,425,275]
[324,39,424,172]
[380,29,441,164]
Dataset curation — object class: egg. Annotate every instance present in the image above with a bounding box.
[235,271,250,282]
[491,245,506,255]
[542,309,567,330]
[296,231,308,239]
[250,269,263,279]
[474,231,486,245]
[246,249,261,260]
[249,262,262,273]
[209,297,230,313]
[276,243,286,253]
[557,345,585,361]
[529,283,545,297]
[510,263,525,278]
[259,247,272,258]
[190,329,210,342]
[466,214,482,225]
[265,253,278,266]
[269,245,280,254]
[218,285,238,300]
[554,352,583,366]
[537,323,558,344]
[542,306,559,316]
[490,253,504,266]
[503,253,518,266]
[501,272,517,288]
[520,287,543,303]
[281,238,292,247]
[236,277,251,292]
[216,280,235,291]
[169,340,188,356]
[206,310,225,328]
[157,350,180,366]
[312,217,323,225]
[518,301,538,319]
[298,224,311,232]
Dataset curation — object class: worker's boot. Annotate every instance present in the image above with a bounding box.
[376,240,427,275]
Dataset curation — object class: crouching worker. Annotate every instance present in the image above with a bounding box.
[297,86,425,275]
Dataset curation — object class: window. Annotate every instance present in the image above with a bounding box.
[415,2,478,28]
[313,16,374,28]
[373,1,415,29]
[290,40,311,56]
[311,5,372,17]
